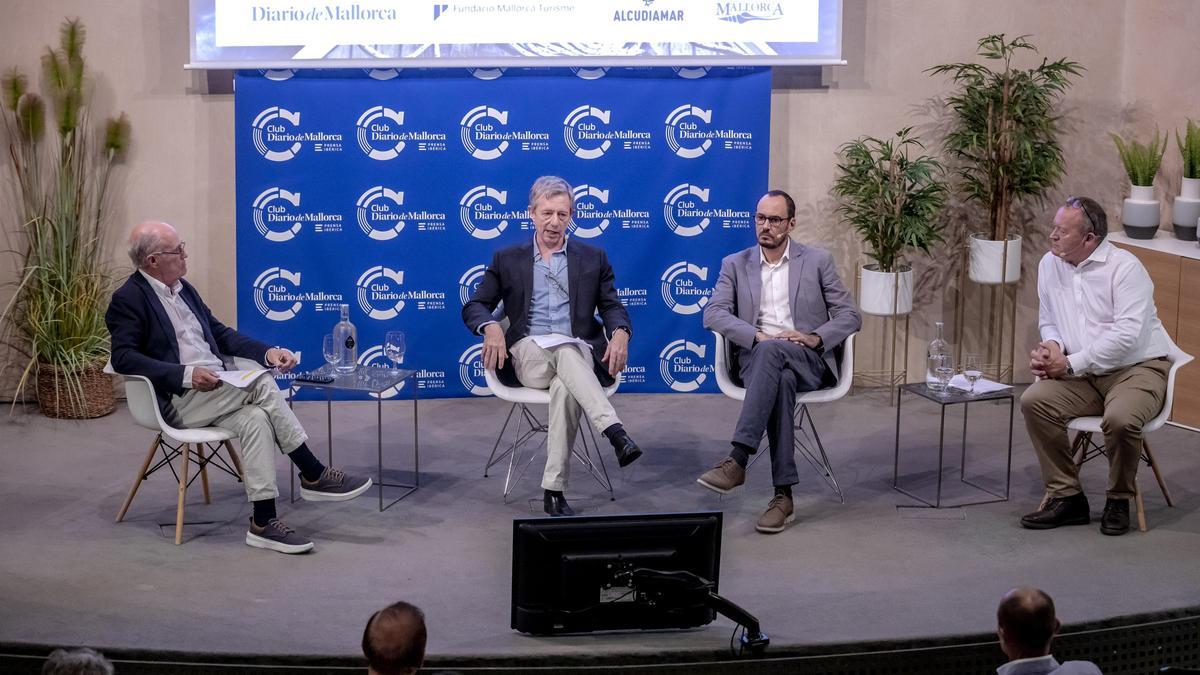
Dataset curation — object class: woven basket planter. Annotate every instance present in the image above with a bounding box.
[35,359,115,419]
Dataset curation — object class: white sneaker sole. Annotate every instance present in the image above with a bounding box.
[697,477,741,495]
[301,477,373,502]
[245,531,314,554]
[755,513,795,534]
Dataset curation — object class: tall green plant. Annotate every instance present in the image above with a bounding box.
[0,18,130,414]
[832,127,949,273]
[927,34,1083,242]
[1110,130,1166,187]
[1177,119,1200,180]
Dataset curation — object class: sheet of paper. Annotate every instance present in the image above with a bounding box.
[948,374,1012,394]
[217,369,273,388]
[529,334,593,352]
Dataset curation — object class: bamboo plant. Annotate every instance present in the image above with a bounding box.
[927,34,1083,242]
[1111,130,1166,187]
[832,127,949,273]
[1,19,130,415]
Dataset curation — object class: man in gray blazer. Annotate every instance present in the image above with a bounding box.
[698,190,860,533]
[996,587,1102,675]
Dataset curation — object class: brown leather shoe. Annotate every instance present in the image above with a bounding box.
[755,494,795,534]
[697,457,746,494]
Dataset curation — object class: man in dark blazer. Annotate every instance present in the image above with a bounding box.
[463,176,642,516]
[699,190,861,534]
[107,221,370,554]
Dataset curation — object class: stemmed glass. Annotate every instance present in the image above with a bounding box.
[933,355,954,398]
[963,353,984,396]
[384,331,406,369]
[322,334,338,372]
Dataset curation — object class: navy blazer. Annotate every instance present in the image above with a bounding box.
[106,273,271,422]
[462,240,631,387]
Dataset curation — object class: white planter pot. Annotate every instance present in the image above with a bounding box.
[1129,184,1155,201]
[968,233,1021,285]
[1182,177,1200,200]
[859,265,913,316]
[1122,183,1160,239]
[1174,178,1200,241]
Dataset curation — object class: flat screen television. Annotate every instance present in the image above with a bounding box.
[511,511,723,635]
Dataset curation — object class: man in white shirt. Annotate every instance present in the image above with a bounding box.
[107,221,371,553]
[698,190,860,533]
[1020,197,1172,536]
[995,587,1102,675]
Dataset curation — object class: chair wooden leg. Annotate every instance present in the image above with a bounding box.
[1071,432,1090,466]
[175,443,190,545]
[197,445,212,505]
[116,435,162,522]
[1143,440,1173,507]
[222,440,244,480]
[1135,483,1148,533]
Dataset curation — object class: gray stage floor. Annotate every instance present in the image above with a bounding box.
[2,387,1199,662]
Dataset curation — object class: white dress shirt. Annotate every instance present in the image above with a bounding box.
[1037,239,1170,375]
[756,247,794,335]
[138,270,224,388]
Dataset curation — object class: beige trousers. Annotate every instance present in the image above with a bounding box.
[171,358,308,502]
[1020,358,1169,500]
[509,337,621,492]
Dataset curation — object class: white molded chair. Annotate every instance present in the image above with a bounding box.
[713,332,857,503]
[1061,338,1193,532]
[482,367,619,502]
[106,364,244,544]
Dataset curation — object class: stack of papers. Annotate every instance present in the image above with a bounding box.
[948,374,1012,394]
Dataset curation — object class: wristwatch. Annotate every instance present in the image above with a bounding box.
[1066,362,1075,376]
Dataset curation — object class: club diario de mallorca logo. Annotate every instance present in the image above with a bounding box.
[659,339,713,392]
[458,344,491,396]
[661,262,711,315]
[460,185,526,239]
[458,264,488,304]
[355,266,405,320]
[356,186,406,240]
[571,184,611,238]
[665,103,754,158]
[460,105,549,159]
[253,187,301,242]
[252,267,303,321]
[663,184,711,237]
[356,106,405,160]
[251,107,343,161]
[715,2,785,23]
[563,105,652,159]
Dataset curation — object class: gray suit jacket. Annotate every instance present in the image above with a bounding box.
[702,240,860,380]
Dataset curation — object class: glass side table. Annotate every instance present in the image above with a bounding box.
[287,364,419,512]
[892,382,1014,508]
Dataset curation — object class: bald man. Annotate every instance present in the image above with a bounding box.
[995,587,1101,675]
[362,601,427,675]
[106,221,371,554]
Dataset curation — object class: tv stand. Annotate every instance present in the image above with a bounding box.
[625,568,770,655]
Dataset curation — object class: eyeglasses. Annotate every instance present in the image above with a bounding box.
[1065,197,1098,235]
[151,241,186,257]
[754,214,790,227]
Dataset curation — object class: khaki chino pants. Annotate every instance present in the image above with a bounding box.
[1020,358,1169,500]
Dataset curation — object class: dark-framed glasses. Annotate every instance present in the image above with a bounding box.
[152,241,187,256]
[754,214,790,227]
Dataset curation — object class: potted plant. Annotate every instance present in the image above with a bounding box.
[1172,118,1200,241]
[1111,130,1166,240]
[1,19,130,418]
[928,34,1082,284]
[833,127,949,316]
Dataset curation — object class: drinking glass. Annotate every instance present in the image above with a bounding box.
[384,331,406,368]
[963,353,984,396]
[322,334,338,369]
[933,355,954,398]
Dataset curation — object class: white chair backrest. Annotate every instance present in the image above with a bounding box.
[104,361,167,433]
[712,331,857,403]
[1148,334,1194,433]
[485,364,619,404]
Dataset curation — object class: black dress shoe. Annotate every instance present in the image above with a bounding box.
[609,430,642,468]
[1020,493,1090,530]
[1100,498,1130,536]
[543,490,575,517]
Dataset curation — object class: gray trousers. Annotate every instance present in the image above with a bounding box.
[1020,357,1169,500]
[733,340,832,487]
[510,337,621,492]
[170,358,308,502]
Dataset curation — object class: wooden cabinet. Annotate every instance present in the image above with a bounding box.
[1112,233,1200,428]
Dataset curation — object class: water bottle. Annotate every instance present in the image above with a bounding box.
[926,321,948,391]
[332,304,358,374]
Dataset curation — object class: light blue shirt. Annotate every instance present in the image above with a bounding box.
[529,239,571,337]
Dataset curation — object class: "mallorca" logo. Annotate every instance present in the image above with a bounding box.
[658,339,713,392]
[356,266,406,320]
[660,262,711,315]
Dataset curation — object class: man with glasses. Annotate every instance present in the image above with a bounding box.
[1020,196,1172,536]
[107,221,371,554]
[698,190,860,533]
[463,176,641,517]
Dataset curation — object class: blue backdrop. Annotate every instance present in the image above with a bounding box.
[235,67,770,399]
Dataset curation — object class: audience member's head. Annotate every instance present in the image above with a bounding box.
[42,647,114,675]
[997,586,1061,661]
[363,600,427,675]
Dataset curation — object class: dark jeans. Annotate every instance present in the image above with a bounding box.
[732,340,833,486]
